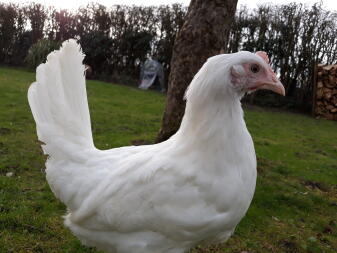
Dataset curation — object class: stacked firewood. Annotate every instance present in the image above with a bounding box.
[313,64,337,120]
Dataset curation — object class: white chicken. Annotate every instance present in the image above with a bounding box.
[28,40,285,253]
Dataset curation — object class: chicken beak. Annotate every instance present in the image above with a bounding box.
[260,79,285,96]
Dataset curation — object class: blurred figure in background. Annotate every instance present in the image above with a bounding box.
[139,57,165,92]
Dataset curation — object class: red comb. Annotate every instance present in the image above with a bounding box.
[256,51,269,64]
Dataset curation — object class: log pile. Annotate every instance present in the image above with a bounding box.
[313,64,337,120]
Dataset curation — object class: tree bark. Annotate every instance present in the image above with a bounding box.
[156,0,238,143]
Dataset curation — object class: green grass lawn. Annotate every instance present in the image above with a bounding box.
[0,66,336,253]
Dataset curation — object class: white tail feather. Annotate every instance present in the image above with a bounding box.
[28,39,94,159]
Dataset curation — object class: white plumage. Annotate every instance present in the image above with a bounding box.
[28,40,284,253]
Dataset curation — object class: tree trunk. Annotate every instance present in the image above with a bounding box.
[156,0,238,143]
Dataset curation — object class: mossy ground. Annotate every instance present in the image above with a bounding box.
[0,67,336,253]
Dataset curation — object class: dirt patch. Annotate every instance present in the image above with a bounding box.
[278,239,300,253]
[314,149,328,156]
[0,142,8,155]
[257,157,282,174]
[302,180,329,192]
[131,139,152,146]
[294,152,308,158]
[0,127,10,135]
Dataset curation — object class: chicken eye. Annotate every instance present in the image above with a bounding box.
[250,64,260,73]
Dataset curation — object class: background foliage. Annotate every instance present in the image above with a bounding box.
[0,2,186,82]
[25,39,61,69]
[230,3,337,110]
[0,2,336,110]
